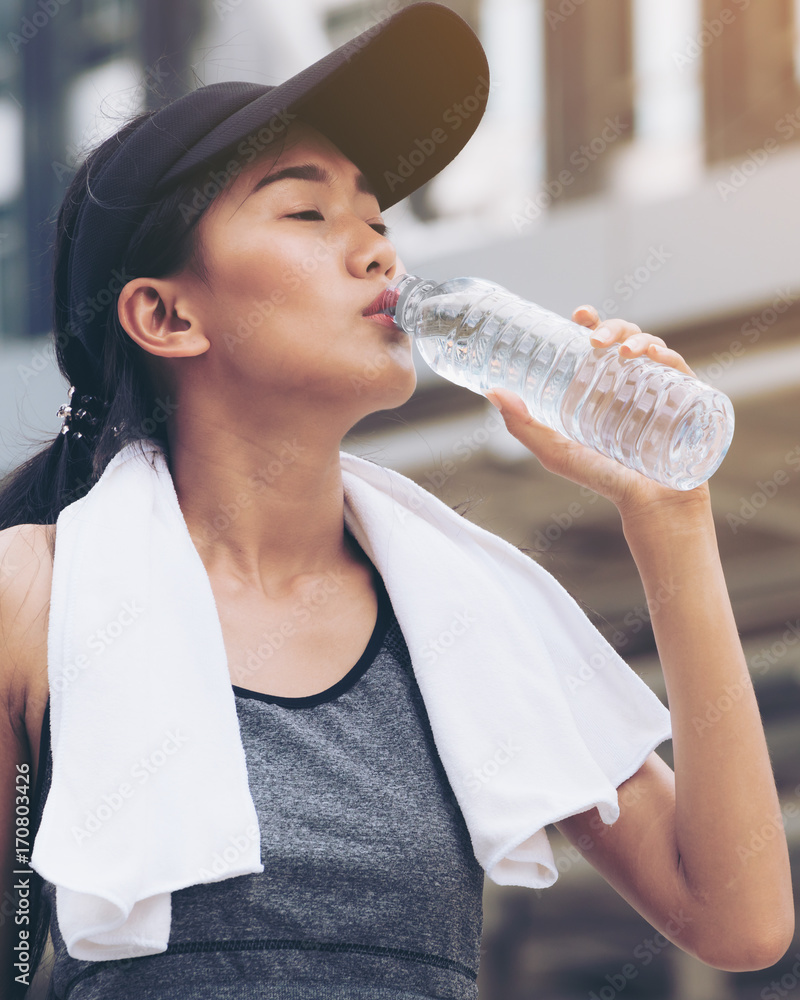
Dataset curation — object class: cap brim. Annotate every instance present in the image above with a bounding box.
[157,1,490,209]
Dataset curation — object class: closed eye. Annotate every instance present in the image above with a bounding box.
[286,210,391,238]
[286,210,324,221]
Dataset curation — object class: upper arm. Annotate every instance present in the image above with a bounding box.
[0,668,32,989]
[0,525,52,986]
[553,752,698,952]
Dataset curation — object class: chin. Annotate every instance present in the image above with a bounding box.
[353,365,417,419]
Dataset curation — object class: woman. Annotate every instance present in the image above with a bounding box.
[0,3,793,998]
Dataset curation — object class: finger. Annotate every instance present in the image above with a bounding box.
[603,328,696,376]
[485,387,530,421]
[644,342,697,377]
[572,304,601,329]
[618,333,667,357]
[486,388,577,464]
[589,318,643,346]
[486,387,620,490]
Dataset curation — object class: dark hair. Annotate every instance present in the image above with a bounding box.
[2,107,257,999]
[0,105,288,546]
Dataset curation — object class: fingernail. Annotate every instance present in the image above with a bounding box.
[592,327,613,344]
[624,335,646,352]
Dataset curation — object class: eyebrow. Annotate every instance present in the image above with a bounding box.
[248,162,377,199]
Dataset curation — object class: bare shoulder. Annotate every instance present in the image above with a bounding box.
[0,524,54,986]
[0,523,55,722]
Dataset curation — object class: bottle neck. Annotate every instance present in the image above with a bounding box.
[389,274,436,334]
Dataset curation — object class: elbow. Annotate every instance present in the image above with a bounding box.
[691,918,796,973]
[679,871,796,972]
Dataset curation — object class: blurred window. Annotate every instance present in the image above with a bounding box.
[609,0,704,204]
[543,0,634,201]
[703,0,800,164]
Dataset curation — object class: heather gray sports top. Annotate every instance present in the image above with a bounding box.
[33,562,485,999]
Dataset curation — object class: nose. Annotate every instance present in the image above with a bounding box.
[344,218,397,280]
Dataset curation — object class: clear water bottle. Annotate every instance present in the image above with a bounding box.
[377,274,734,490]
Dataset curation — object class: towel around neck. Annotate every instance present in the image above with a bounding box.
[30,439,672,960]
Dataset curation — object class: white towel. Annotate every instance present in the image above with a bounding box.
[31,438,671,961]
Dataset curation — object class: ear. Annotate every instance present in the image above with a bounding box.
[117,277,210,358]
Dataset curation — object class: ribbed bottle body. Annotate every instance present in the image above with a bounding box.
[394,276,734,490]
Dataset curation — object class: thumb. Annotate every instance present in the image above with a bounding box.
[484,387,588,473]
[485,387,530,422]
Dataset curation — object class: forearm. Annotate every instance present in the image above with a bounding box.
[621,496,794,948]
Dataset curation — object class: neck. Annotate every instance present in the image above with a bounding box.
[165,419,358,599]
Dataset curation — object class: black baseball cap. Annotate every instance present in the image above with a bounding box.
[61,1,490,390]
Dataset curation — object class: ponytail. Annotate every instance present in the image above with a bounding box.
[0,101,245,535]
[2,101,240,997]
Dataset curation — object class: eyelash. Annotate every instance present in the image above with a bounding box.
[286,210,390,238]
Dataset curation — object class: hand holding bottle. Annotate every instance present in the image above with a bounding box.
[485,306,712,519]
[386,273,734,493]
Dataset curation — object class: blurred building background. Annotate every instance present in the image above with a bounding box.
[2,0,800,997]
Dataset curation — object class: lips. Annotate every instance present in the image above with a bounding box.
[362,286,399,319]
[365,312,401,330]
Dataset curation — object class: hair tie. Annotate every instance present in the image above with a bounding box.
[56,385,111,442]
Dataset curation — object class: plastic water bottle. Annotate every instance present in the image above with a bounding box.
[376,274,734,490]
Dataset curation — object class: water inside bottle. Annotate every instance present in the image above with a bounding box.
[400,273,735,489]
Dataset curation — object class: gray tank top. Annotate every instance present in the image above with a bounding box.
[33,561,484,999]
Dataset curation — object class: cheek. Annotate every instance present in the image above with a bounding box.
[212,243,337,329]
[212,289,335,382]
